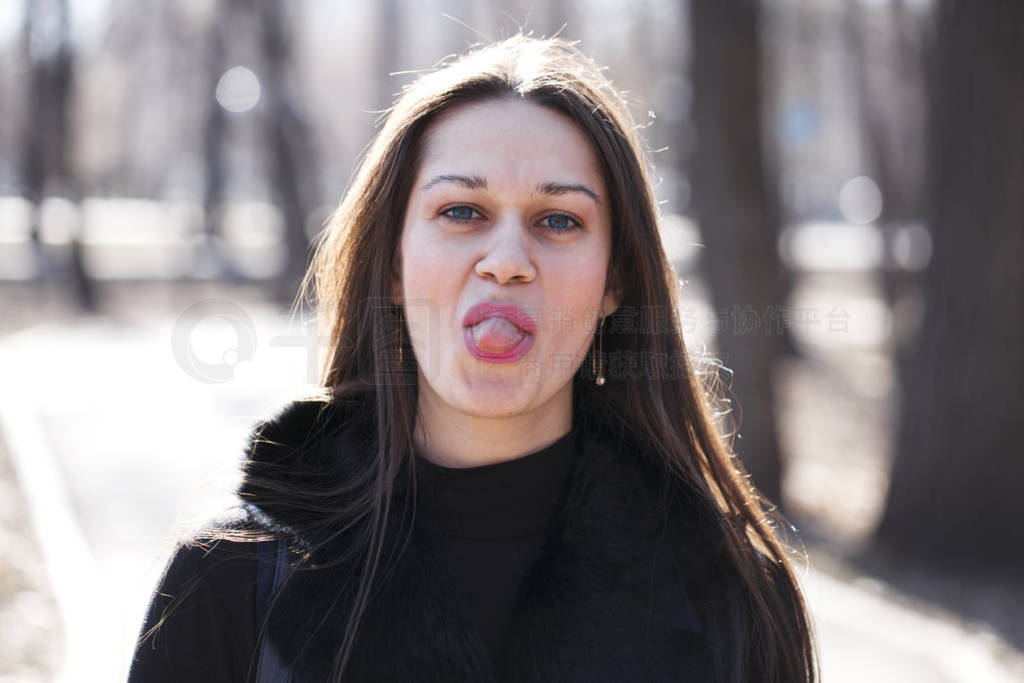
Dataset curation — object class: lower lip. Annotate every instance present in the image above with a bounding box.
[463,326,535,364]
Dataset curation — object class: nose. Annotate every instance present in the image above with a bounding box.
[474,214,537,285]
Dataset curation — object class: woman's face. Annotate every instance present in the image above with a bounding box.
[395,98,618,422]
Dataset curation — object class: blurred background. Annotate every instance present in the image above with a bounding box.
[0,0,1021,680]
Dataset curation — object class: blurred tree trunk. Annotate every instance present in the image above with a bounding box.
[21,0,94,310]
[376,0,401,112]
[198,0,232,278]
[689,0,785,506]
[257,0,319,307]
[874,0,1024,571]
[846,0,926,359]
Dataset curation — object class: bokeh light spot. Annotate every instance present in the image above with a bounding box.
[215,66,261,113]
[838,175,883,224]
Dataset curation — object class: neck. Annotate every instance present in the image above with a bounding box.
[413,384,573,469]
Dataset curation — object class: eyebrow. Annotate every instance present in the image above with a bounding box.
[420,174,602,206]
[536,181,602,206]
[421,174,487,192]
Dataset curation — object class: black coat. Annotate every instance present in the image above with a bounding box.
[230,399,744,682]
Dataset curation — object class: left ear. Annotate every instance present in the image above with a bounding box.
[600,269,623,319]
[600,290,621,320]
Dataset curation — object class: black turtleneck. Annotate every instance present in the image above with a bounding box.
[128,428,581,682]
[413,427,580,667]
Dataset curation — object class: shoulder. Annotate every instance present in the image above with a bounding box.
[129,507,278,682]
[147,506,275,617]
[582,429,724,561]
[587,432,765,632]
[144,504,294,626]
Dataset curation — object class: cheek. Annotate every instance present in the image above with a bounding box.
[399,224,461,361]
[544,257,611,346]
[400,225,454,297]
[562,256,611,308]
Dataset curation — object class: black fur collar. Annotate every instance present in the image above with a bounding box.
[237,398,728,682]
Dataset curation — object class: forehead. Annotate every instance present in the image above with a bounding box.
[415,98,606,191]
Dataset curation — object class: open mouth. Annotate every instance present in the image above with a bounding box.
[462,302,537,364]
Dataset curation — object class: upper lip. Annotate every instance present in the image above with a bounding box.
[462,301,538,334]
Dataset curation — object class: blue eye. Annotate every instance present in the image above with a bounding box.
[441,205,480,222]
[540,213,582,232]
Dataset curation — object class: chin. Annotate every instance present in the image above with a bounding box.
[452,373,540,417]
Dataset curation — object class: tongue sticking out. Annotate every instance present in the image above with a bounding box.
[470,316,527,353]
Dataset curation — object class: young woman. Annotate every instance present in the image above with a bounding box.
[129,35,817,682]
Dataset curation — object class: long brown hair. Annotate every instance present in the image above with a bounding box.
[293,35,817,682]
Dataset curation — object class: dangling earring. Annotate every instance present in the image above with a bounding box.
[593,316,606,386]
